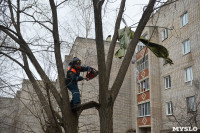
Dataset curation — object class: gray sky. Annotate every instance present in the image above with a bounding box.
[56,0,150,41]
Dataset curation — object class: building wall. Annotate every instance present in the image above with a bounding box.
[0,97,18,133]
[134,0,200,132]
[0,80,46,133]
[64,37,134,133]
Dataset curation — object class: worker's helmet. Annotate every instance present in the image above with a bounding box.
[69,57,81,66]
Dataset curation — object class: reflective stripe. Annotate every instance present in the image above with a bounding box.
[72,92,80,95]
[68,67,77,74]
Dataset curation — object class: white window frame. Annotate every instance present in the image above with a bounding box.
[138,102,150,117]
[138,78,149,93]
[182,39,190,55]
[181,12,188,27]
[166,101,173,115]
[137,55,148,72]
[162,28,168,41]
[185,67,193,82]
[187,96,196,112]
[164,75,171,89]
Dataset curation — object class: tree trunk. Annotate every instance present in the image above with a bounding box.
[46,126,62,133]
[64,113,79,133]
[99,105,114,133]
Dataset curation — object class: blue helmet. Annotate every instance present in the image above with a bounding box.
[68,57,81,66]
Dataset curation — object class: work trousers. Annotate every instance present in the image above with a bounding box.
[67,82,81,107]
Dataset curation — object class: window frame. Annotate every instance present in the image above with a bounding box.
[164,75,171,89]
[162,28,168,41]
[138,102,150,117]
[137,55,148,72]
[185,66,193,82]
[182,39,190,55]
[166,101,173,115]
[181,12,188,27]
[186,96,196,112]
[138,78,149,94]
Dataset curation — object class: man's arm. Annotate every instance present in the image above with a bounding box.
[80,66,90,72]
[67,71,84,82]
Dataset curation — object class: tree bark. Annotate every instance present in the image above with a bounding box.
[99,105,114,133]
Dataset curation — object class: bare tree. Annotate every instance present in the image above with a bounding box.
[0,0,167,133]
[166,80,200,129]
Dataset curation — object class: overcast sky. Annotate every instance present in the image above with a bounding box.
[56,0,150,41]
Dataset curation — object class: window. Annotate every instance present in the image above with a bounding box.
[166,101,173,115]
[138,78,149,93]
[164,75,171,89]
[137,34,148,52]
[181,12,188,27]
[137,55,148,72]
[162,28,168,41]
[183,39,190,55]
[187,96,196,112]
[138,102,150,117]
[185,67,193,82]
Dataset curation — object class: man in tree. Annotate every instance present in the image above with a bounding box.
[66,57,90,108]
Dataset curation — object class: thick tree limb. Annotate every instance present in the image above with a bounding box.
[72,101,100,112]
[93,0,108,105]
[49,0,74,132]
[106,0,126,88]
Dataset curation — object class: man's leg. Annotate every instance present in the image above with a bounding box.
[72,86,81,105]
[69,85,81,107]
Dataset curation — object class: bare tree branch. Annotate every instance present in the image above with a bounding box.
[106,0,126,89]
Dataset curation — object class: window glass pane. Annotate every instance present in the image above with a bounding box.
[138,102,150,116]
[181,12,188,27]
[142,104,145,116]
[168,103,170,114]
[185,67,193,82]
[166,101,173,115]
[183,39,190,54]
[162,29,168,41]
[146,79,149,90]
[138,104,141,116]
[187,96,196,111]
[190,67,193,80]
[165,76,171,88]
[185,13,188,24]
[147,102,150,115]
[187,40,190,52]
[137,55,148,72]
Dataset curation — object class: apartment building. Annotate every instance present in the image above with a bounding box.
[134,0,200,132]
